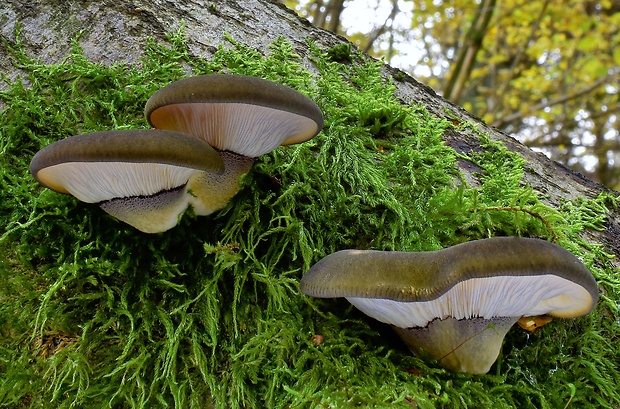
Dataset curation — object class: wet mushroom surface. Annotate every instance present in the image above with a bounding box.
[300,237,599,374]
[144,74,324,215]
[30,129,225,233]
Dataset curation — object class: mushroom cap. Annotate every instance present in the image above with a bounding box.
[30,129,225,203]
[300,237,598,328]
[144,74,324,157]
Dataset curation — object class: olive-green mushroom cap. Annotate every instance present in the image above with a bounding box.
[301,237,598,374]
[144,74,324,157]
[30,129,225,233]
[300,237,598,327]
[30,129,225,202]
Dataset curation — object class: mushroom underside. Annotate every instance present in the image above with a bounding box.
[100,151,256,232]
[36,161,201,202]
[344,274,594,373]
[148,103,320,157]
[99,185,190,234]
[186,151,255,216]
[345,274,595,329]
[301,239,599,373]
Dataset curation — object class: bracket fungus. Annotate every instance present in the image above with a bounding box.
[300,237,599,374]
[144,74,324,215]
[30,129,225,233]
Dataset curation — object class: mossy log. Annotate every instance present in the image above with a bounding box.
[1,0,619,408]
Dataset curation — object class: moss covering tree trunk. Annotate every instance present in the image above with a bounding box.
[1,0,619,408]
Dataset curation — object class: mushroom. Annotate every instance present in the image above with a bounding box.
[300,237,599,374]
[144,74,323,215]
[30,129,225,233]
[144,74,324,156]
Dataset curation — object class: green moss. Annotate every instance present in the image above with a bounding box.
[1,27,619,408]
[326,43,354,63]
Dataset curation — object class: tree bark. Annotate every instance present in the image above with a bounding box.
[1,0,618,263]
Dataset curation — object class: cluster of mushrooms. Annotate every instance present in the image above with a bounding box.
[30,74,324,233]
[30,75,599,375]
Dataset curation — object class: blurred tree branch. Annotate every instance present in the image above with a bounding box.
[442,0,496,103]
[286,0,620,189]
[494,69,619,128]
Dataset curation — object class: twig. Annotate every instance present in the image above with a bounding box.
[494,70,619,128]
[478,206,558,242]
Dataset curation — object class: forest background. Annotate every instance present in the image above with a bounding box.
[285,0,620,190]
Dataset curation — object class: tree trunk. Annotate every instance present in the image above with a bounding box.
[325,0,345,33]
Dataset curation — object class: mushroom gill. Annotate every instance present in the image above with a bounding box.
[144,74,324,157]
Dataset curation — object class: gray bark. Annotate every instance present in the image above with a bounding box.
[1,0,618,262]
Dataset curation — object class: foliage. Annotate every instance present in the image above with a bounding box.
[0,27,619,408]
[288,0,620,190]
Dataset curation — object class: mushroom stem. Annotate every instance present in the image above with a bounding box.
[392,316,519,374]
[29,129,226,233]
[186,151,255,215]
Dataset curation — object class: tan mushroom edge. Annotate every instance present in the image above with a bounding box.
[300,237,599,374]
[144,74,324,157]
[30,129,225,233]
[144,74,324,216]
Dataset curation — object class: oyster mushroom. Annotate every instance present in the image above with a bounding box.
[300,237,598,374]
[144,74,323,215]
[30,129,224,233]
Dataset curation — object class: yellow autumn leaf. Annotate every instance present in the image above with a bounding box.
[577,37,598,52]
[582,58,609,79]
[614,48,620,67]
